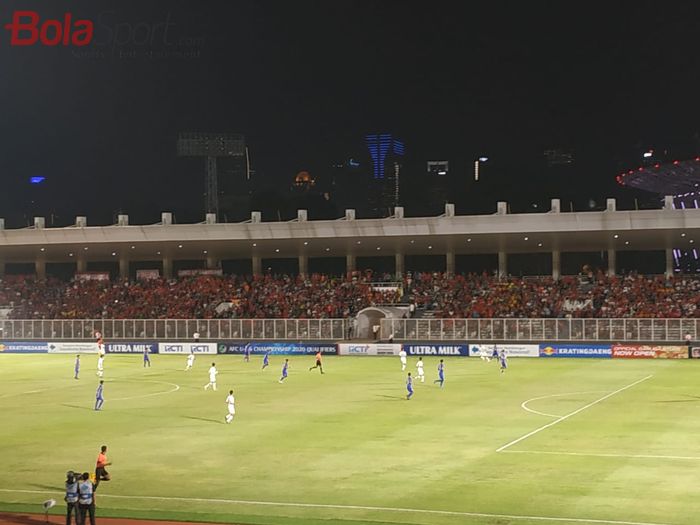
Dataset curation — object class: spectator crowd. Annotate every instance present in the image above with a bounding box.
[1,271,699,319]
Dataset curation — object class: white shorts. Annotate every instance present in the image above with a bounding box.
[209,377,217,383]
[227,405,235,415]
[400,358,407,364]
[417,369,424,376]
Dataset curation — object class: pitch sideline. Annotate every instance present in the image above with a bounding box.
[0,488,673,525]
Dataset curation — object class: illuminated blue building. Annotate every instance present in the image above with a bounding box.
[365,134,405,213]
[365,134,405,179]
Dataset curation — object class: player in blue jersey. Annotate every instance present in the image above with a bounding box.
[491,345,499,361]
[143,346,151,368]
[74,355,81,380]
[279,359,289,383]
[244,343,252,362]
[94,380,104,410]
[262,350,270,370]
[433,359,445,388]
[499,350,508,374]
[406,372,414,400]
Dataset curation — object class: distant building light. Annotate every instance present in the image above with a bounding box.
[478,156,488,162]
[643,151,653,158]
[30,176,45,184]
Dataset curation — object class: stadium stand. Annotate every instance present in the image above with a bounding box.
[1,271,699,320]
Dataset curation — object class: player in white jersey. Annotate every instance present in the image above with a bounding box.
[185,351,195,371]
[96,355,104,377]
[479,346,491,362]
[204,362,218,390]
[224,390,235,424]
[415,357,425,382]
[399,349,407,371]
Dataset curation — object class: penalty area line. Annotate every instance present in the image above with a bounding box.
[497,375,653,453]
[0,488,674,525]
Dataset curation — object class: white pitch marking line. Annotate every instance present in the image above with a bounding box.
[108,379,180,401]
[503,450,700,461]
[0,488,673,525]
[521,391,607,418]
[497,375,653,453]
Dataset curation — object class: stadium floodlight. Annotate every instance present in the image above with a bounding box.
[177,132,246,218]
[478,156,489,162]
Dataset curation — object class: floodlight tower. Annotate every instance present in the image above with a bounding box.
[177,132,246,218]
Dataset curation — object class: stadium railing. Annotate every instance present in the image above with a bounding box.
[0,318,347,341]
[2,317,697,343]
[381,317,699,342]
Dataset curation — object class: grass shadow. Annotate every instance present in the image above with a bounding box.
[182,415,223,424]
[60,404,94,411]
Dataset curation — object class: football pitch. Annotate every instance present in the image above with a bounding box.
[0,354,698,525]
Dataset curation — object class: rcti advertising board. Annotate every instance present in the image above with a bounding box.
[337,343,402,356]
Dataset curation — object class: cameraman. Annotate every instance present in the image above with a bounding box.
[64,471,79,525]
[77,472,96,525]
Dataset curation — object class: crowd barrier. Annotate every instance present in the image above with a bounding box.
[0,340,693,359]
[381,318,700,342]
[0,318,347,341]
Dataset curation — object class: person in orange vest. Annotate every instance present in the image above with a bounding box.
[94,445,111,488]
[308,351,324,374]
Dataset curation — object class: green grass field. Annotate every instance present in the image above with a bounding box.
[0,353,698,525]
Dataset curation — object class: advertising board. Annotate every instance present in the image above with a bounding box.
[106,342,158,354]
[136,269,160,280]
[218,342,337,355]
[158,342,217,354]
[0,341,49,353]
[468,344,539,358]
[539,343,612,358]
[403,344,470,356]
[337,343,402,356]
[48,342,99,354]
[612,344,688,359]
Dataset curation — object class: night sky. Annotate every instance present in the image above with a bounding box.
[1,1,700,226]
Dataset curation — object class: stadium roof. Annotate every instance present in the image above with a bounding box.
[1,205,700,263]
[617,158,700,195]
